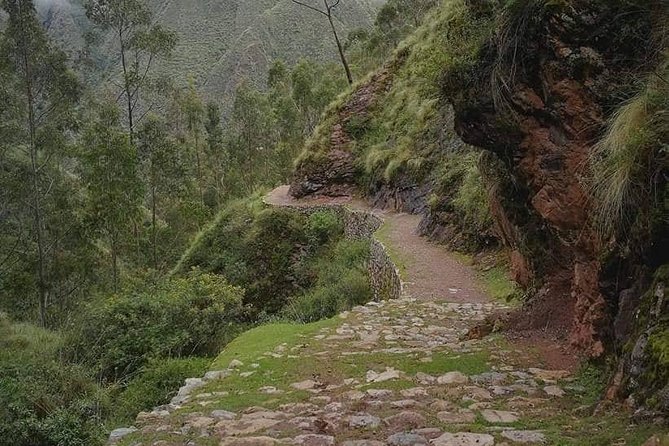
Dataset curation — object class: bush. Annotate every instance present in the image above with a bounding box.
[65,270,245,381]
[285,240,372,322]
[0,317,108,446]
[306,211,344,245]
[114,357,210,422]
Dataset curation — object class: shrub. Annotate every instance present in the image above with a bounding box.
[0,317,108,446]
[306,211,344,245]
[285,240,372,322]
[65,270,245,381]
[114,357,210,422]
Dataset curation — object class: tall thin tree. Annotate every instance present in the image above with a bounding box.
[291,0,353,85]
[85,0,176,145]
[1,0,80,326]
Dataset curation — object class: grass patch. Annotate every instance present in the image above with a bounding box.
[480,265,518,302]
[373,220,409,279]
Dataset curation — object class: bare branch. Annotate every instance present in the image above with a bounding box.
[291,0,328,16]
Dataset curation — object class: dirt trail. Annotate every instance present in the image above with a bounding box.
[265,186,488,304]
[109,187,660,446]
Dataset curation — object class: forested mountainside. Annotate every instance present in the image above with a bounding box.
[292,0,668,419]
[1,0,668,444]
[25,0,382,102]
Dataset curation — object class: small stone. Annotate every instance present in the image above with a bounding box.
[204,370,230,381]
[387,432,428,446]
[346,413,381,429]
[229,359,244,368]
[366,367,401,383]
[342,390,366,400]
[391,399,419,409]
[431,432,495,446]
[259,386,282,394]
[412,428,442,439]
[240,371,255,378]
[367,388,394,399]
[437,372,469,385]
[481,409,520,423]
[415,372,436,385]
[436,410,476,424]
[501,430,547,444]
[401,387,428,398]
[108,427,137,443]
[543,385,565,397]
[292,380,319,390]
[384,411,426,430]
[211,410,236,420]
[293,434,335,446]
[341,441,385,446]
[219,437,278,446]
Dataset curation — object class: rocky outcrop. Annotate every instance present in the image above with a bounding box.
[446,0,662,356]
[290,55,404,198]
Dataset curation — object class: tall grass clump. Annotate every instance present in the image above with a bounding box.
[590,58,668,236]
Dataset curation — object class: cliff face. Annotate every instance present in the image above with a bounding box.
[447,0,668,414]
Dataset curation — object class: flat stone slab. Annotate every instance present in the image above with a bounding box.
[481,409,520,423]
[367,367,401,382]
[437,372,469,385]
[387,432,429,446]
[431,432,495,446]
[501,430,547,444]
[219,437,278,446]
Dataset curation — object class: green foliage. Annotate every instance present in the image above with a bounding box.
[114,357,210,422]
[65,270,245,381]
[0,316,108,446]
[80,100,143,288]
[284,239,372,322]
[306,211,344,244]
[590,57,669,237]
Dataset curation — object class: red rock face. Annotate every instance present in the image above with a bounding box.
[448,2,655,356]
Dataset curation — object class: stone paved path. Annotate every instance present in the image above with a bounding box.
[110,188,603,446]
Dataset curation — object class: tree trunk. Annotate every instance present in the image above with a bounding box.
[119,29,135,145]
[326,8,353,85]
[19,0,48,327]
[151,182,157,270]
[194,131,204,206]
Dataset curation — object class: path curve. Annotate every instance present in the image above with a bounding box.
[265,186,488,304]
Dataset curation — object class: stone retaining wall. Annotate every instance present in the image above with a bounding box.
[262,200,402,302]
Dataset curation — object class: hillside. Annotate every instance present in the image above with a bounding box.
[32,0,383,101]
[291,0,668,419]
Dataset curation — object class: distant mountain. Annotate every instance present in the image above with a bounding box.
[26,0,383,104]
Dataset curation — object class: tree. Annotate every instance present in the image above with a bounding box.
[80,102,142,290]
[137,114,183,269]
[85,0,176,144]
[0,0,81,326]
[290,0,353,85]
[204,102,227,206]
[179,80,206,205]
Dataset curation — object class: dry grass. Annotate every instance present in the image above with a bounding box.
[589,56,668,236]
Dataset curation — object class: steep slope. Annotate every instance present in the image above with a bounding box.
[30,0,382,101]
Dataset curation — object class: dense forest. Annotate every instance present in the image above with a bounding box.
[1,0,667,445]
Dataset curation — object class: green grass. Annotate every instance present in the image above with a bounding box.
[373,220,409,279]
[480,265,519,302]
